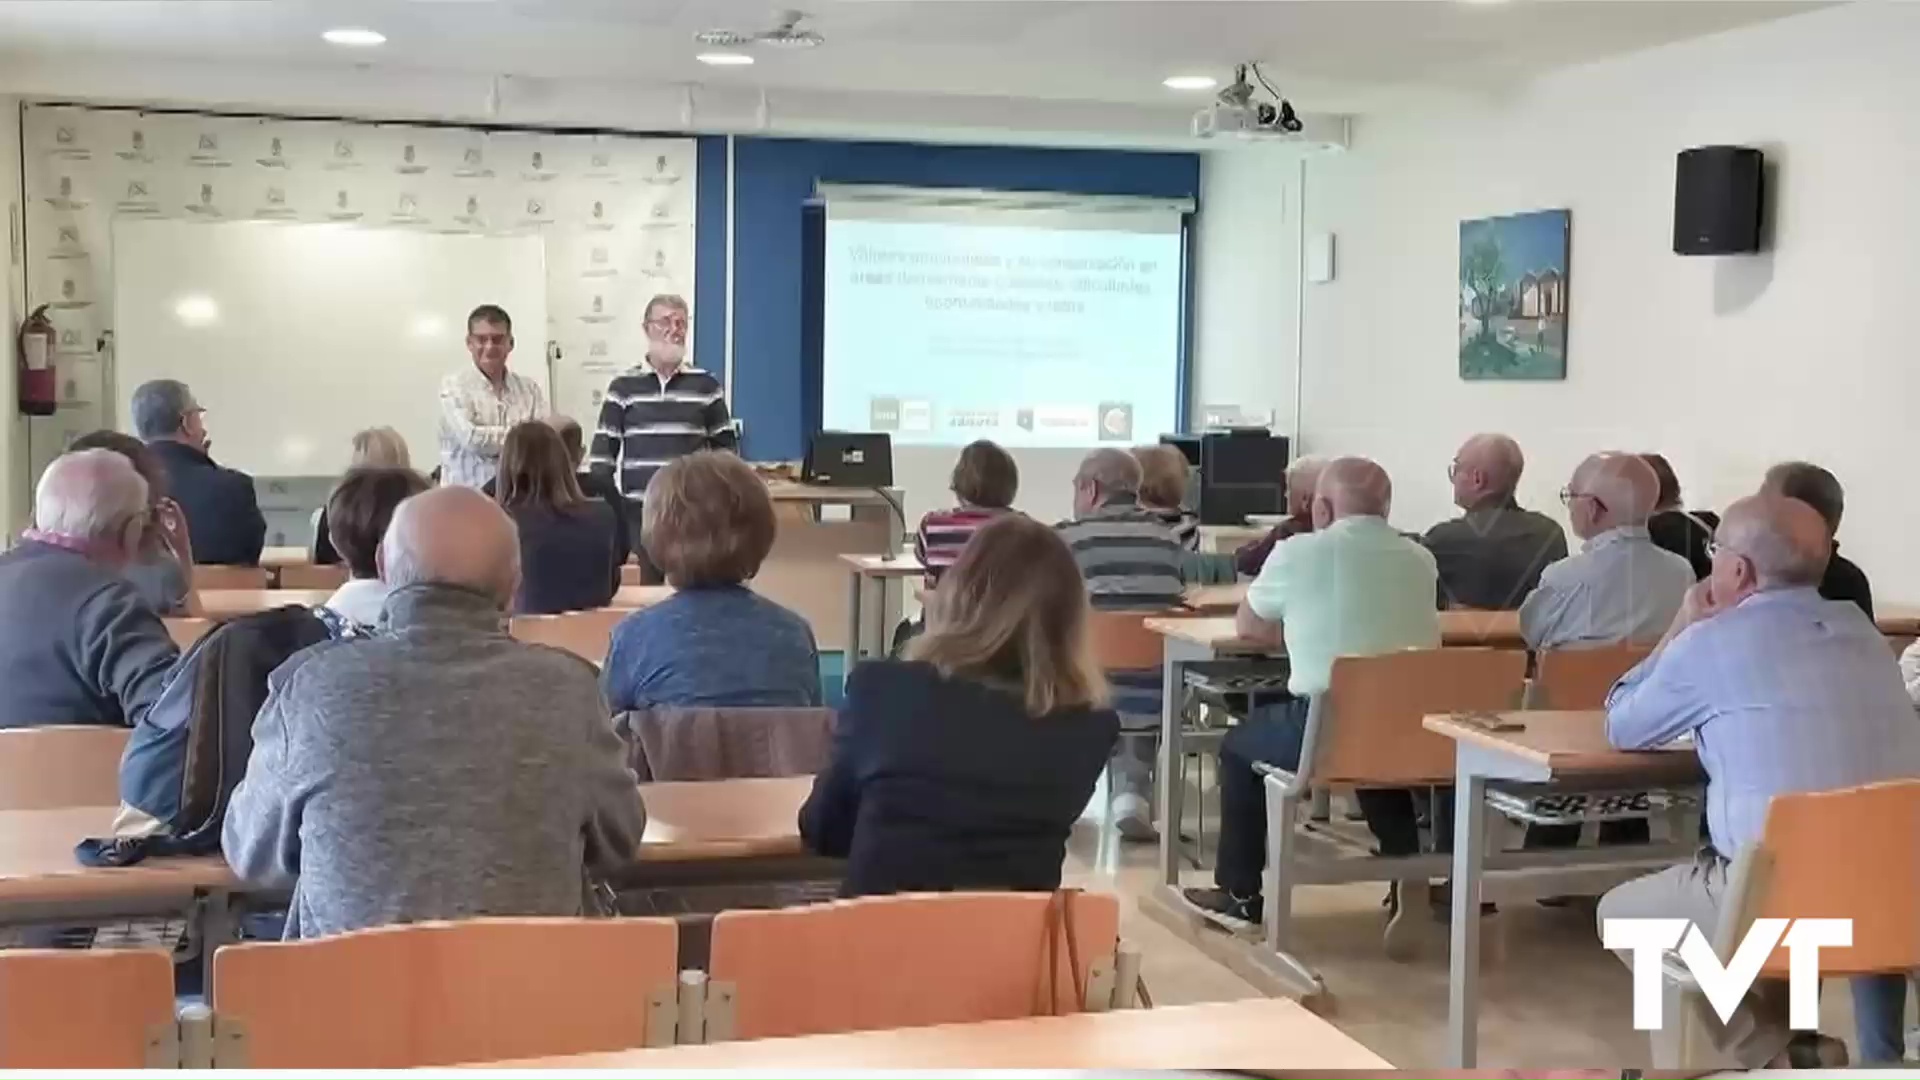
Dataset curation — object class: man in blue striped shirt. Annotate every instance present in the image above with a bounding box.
[1598,494,1920,1067]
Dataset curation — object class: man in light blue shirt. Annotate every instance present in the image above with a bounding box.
[1598,494,1920,1068]
[1520,452,1694,651]
[1184,457,1440,927]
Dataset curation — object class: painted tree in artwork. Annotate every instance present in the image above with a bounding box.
[1461,232,1505,340]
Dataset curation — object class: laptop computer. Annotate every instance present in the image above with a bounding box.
[804,431,894,488]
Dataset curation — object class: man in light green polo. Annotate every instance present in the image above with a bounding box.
[1183,456,1439,929]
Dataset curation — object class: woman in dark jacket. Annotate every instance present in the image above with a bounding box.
[801,514,1119,897]
[496,421,620,615]
[1641,453,1719,580]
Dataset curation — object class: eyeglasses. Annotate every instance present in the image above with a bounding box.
[645,314,688,332]
[1558,487,1606,513]
[1447,462,1461,480]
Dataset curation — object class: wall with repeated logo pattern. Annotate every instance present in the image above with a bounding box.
[19,103,697,480]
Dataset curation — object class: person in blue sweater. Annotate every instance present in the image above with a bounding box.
[801,514,1120,897]
[602,451,820,711]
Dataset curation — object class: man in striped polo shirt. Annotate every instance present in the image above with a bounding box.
[588,294,736,578]
[1055,447,1187,842]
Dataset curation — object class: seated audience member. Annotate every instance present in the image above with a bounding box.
[313,426,411,565]
[317,467,431,631]
[223,486,646,939]
[132,378,266,566]
[1131,444,1199,551]
[1184,458,1440,927]
[801,514,1119,896]
[1761,460,1872,618]
[1233,457,1324,577]
[1424,433,1566,609]
[495,421,621,614]
[1599,494,1920,1068]
[68,430,197,615]
[603,451,820,711]
[1056,448,1187,840]
[1521,453,1694,649]
[1642,452,1718,580]
[551,414,633,569]
[914,439,1019,583]
[0,449,179,729]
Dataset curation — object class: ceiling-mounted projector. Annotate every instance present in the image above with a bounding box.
[1192,63,1304,140]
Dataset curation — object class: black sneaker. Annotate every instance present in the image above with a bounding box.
[1182,887,1263,928]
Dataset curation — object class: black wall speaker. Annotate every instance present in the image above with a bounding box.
[1674,145,1765,255]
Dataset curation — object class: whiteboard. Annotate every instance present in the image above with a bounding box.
[111,219,548,477]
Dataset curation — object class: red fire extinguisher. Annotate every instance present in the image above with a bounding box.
[16,304,56,417]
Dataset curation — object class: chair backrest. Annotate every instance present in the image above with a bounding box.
[708,890,1120,1041]
[1086,609,1168,671]
[165,616,215,650]
[276,563,349,591]
[0,726,130,810]
[1747,779,1920,978]
[1311,648,1528,786]
[618,707,833,782]
[212,917,680,1067]
[509,608,630,667]
[0,950,177,1067]
[1527,644,1652,710]
[193,565,272,590]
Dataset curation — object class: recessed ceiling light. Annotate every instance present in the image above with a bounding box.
[697,52,755,66]
[1163,75,1219,92]
[322,27,387,47]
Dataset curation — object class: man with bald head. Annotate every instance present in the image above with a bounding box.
[1519,452,1693,650]
[1598,494,1920,1067]
[1185,457,1441,928]
[1232,456,1324,577]
[1424,433,1566,610]
[225,486,646,939]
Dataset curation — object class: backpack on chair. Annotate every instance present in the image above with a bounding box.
[76,605,343,867]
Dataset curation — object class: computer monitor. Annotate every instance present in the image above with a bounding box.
[1198,429,1290,525]
[803,431,894,488]
[1159,433,1202,467]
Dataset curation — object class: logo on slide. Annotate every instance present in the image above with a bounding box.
[869,397,901,431]
[1016,408,1035,432]
[1097,402,1134,442]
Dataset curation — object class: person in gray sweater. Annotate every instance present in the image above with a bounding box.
[0,449,179,730]
[223,486,647,939]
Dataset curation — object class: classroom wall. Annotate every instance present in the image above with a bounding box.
[1298,1,1920,600]
[1191,147,1303,437]
[1,98,23,537]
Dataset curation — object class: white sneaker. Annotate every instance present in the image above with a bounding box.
[1111,793,1158,843]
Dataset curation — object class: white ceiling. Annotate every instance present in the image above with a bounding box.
[0,0,1824,113]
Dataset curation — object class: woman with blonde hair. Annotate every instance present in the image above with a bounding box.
[800,514,1119,897]
[313,427,413,564]
[1131,443,1199,551]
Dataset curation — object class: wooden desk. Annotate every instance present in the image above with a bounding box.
[1181,583,1245,614]
[1196,524,1268,556]
[756,483,904,654]
[1877,602,1920,637]
[1422,709,1704,1068]
[841,553,927,674]
[635,775,809,863]
[609,585,674,610]
[472,998,1390,1069]
[0,805,235,935]
[1143,612,1525,653]
[258,547,310,570]
[196,589,334,621]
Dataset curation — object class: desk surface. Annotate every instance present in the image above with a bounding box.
[764,480,899,507]
[473,998,1390,1069]
[1146,610,1525,651]
[196,587,670,621]
[1182,583,1244,613]
[1878,602,1920,636]
[1423,709,1703,779]
[840,552,926,577]
[0,805,234,905]
[635,775,809,862]
[610,585,674,609]
[259,546,310,569]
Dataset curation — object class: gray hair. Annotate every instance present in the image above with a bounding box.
[1317,456,1393,519]
[130,379,196,441]
[1074,448,1141,497]
[1763,461,1845,534]
[642,293,690,324]
[380,486,521,605]
[35,449,149,541]
[1719,494,1829,589]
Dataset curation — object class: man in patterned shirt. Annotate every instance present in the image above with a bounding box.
[437,304,548,490]
[588,294,736,578]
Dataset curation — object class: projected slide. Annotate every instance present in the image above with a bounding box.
[822,217,1182,448]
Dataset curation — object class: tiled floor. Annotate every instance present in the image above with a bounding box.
[1059,817,1876,1070]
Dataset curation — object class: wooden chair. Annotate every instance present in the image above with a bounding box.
[0,726,130,810]
[210,917,681,1067]
[275,563,349,591]
[1658,779,1920,1068]
[192,565,272,590]
[1526,644,1653,710]
[0,950,178,1067]
[1254,647,1528,996]
[509,607,631,667]
[703,891,1126,1042]
[166,616,215,651]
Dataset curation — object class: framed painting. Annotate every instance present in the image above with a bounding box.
[1459,208,1570,380]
